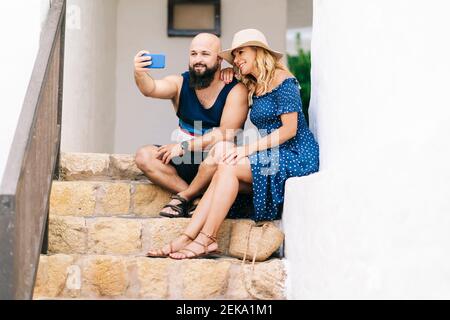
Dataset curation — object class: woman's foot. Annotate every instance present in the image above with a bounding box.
[169,231,219,260]
[146,233,194,257]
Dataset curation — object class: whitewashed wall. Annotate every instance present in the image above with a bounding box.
[61,0,118,153]
[284,0,450,299]
[0,1,51,182]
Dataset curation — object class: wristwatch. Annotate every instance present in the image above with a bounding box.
[180,140,190,153]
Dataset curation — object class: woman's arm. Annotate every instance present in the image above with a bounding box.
[223,112,298,164]
[246,112,298,154]
[223,76,302,165]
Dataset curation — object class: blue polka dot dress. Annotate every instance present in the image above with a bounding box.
[228,77,320,221]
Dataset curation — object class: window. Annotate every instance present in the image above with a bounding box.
[168,0,221,37]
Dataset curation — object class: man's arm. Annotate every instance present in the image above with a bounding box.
[134,50,182,100]
[187,83,249,152]
[157,83,249,164]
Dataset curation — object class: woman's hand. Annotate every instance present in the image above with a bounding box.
[222,146,250,165]
[220,67,235,84]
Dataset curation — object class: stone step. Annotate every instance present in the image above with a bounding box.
[33,254,286,300]
[48,152,287,301]
[48,215,283,257]
[59,152,146,181]
[50,180,171,217]
[48,216,234,256]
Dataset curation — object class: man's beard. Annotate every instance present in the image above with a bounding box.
[189,62,219,90]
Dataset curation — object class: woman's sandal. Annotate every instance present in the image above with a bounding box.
[170,231,221,260]
[159,194,189,218]
[146,233,194,258]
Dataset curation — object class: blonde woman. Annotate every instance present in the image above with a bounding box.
[147,29,319,259]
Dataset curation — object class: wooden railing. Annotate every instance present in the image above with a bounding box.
[0,0,66,300]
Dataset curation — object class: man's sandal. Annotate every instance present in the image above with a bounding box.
[146,233,194,258]
[170,231,221,260]
[159,194,189,218]
[186,197,201,218]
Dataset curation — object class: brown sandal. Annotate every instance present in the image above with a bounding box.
[170,231,221,260]
[146,233,194,258]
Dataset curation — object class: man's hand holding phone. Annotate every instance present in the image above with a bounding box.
[134,50,165,73]
[134,50,152,73]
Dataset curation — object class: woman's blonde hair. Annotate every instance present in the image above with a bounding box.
[234,46,292,106]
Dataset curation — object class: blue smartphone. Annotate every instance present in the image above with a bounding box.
[143,53,165,69]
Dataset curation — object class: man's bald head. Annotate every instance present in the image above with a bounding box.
[188,33,222,89]
[190,33,221,54]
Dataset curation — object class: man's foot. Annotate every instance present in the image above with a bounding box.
[159,194,189,218]
[146,233,194,257]
[187,197,202,218]
[169,231,219,260]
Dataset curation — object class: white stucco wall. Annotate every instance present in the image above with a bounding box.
[284,0,450,299]
[0,1,51,183]
[114,0,287,153]
[61,0,118,153]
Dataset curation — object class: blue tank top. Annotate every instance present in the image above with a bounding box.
[177,71,238,136]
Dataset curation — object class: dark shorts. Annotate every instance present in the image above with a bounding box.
[154,144,209,184]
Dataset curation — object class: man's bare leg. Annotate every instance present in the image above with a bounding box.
[135,145,190,217]
[135,145,189,193]
[136,141,236,217]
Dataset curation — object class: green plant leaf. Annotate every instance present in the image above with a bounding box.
[287,38,311,126]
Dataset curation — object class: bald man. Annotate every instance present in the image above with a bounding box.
[133,33,249,218]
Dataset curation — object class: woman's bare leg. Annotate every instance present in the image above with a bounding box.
[170,158,253,259]
[147,157,252,256]
[147,167,251,256]
[183,167,252,237]
[178,141,235,202]
[146,174,219,256]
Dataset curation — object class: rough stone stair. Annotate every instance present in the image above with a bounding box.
[33,153,286,300]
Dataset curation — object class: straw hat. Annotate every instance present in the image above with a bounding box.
[219,28,283,65]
